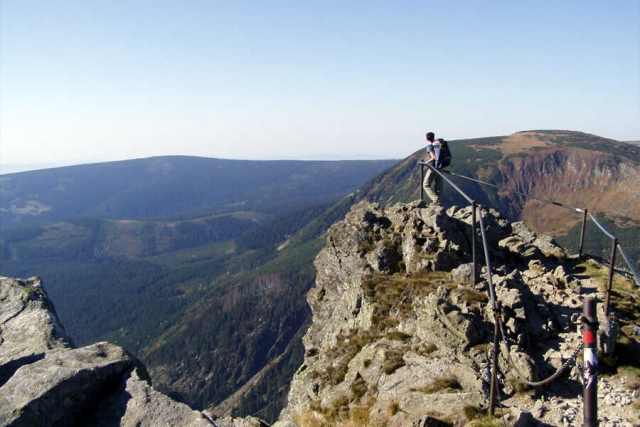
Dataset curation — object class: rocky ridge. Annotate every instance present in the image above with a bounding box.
[276,201,639,426]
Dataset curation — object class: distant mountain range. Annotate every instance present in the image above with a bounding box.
[0,131,638,422]
[0,156,397,224]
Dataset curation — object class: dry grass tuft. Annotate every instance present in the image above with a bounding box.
[457,287,488,306]
[462,404,506,426]
[421,342,438,355]
[383,348,406,374]
[386,331,412,342]
[415,376,462,394]
[462,404,485,421]
[388,401,400,416]
[294,411,324,427]
[507,377,531,395]
[466,417,503,427]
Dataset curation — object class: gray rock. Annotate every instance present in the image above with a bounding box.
[0,342,145,426]
[214,415,269,427]
[451,263,476,285]
[91,368,216,426]
[0,276,73,366]
[0,276,218,427]
[512,411,537,427]
[598,315,619,355]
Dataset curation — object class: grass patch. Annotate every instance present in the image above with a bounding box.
[386,331,412,342]
[383,348,406,374]
[363,270,453,333]
[466,417,503,427]
[462,405,486,421]
[580,260,633,299]
[388,402,400,416]
[507,377,531,394]
[457,287,488,306]
[472,343,492,353]
[415,376,462,394]
[307,395,370,426]
[294,411,324,427]
[350,374,368,400]
[322,330,377,387]
[463,404,502,426]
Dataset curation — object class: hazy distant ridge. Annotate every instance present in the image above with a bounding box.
[0,156,397,225]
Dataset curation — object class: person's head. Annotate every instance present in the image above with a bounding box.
[426,132,435,142]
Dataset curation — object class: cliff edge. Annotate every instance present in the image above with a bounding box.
[277,201,639,427]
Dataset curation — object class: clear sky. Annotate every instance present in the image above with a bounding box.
[1,1,639,172]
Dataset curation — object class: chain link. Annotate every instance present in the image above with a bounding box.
[497,318,583,387]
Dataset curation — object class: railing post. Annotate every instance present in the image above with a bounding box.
[489,307,500,416]
[583,297,599,427]
[578,208,588,262]
[472,201,477,287]
[604,238,618,317]
[420,163,425,201]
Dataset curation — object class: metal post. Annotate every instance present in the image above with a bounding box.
[582,297,598,427]
[604,238,618,317]
[489,310,500,416]
[578,209,588,262]
[420,163,425,202]
[472,201,477,287]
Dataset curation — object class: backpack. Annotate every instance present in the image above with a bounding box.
[434,138,451,169]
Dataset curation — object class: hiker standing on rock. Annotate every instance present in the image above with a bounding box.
[422,132,443,205]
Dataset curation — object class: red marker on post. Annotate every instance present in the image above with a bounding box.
[583,297,598,427]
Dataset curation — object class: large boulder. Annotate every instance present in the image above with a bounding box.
[0,276,216,427]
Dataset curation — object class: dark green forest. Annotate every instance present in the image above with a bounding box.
[0,199,344,421]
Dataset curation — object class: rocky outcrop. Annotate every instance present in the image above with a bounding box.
[500,143,640,234]
[278,201,639,427]
[0,276,225,426]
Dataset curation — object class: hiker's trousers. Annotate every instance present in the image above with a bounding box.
[423,167,443,203]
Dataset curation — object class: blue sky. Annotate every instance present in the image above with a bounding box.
[1,1,639,171]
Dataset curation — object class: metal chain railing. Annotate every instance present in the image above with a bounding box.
[417,162,616,416]
[497,316,584,387]
[476,204,584,388]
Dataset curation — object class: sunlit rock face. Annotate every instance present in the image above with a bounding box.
[278,201,636,427]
